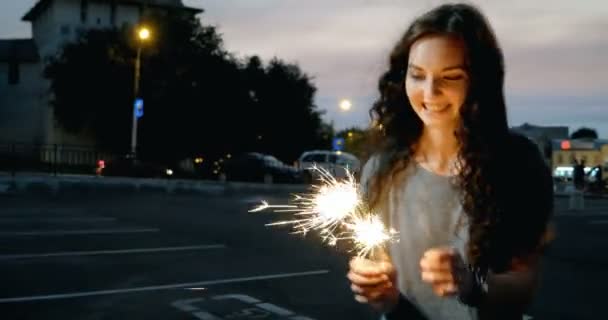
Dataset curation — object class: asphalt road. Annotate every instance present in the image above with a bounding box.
[0,192,606,319]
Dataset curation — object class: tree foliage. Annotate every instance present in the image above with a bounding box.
[45,12,332,166]
[570,127,598,139]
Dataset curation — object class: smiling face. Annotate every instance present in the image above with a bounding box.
[405,34,470,131]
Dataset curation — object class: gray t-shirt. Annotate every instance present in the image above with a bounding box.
[361,156,477,320]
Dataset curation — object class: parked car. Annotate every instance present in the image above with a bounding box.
[99,156,173,178]
[295,150,361,182]
[221,152,303,184]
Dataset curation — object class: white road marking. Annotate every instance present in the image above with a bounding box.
[172,294,315,320]
[0,217,116,223]
[256,302,294,316]
[192,311,222,320]
[171,298,205,312]
[0,244,225,260]
[0,270,330,303]
[0,228,159,236]
[213,294,260,304]
[523,315,533,320]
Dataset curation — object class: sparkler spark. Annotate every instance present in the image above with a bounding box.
[249,165,397,258]
[342,214,399,258]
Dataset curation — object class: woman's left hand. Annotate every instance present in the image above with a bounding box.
[420,247,467,297]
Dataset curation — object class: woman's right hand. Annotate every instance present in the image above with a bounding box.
[347,256,400,312]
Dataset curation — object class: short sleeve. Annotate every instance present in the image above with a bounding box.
[359,154,381,199]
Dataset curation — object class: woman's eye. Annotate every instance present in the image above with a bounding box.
[444,75,464,81]
[408,73,424,80]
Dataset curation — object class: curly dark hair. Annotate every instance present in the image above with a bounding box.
[365,3,553,273]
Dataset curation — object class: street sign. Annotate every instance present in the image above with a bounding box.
[134,98,144,118]
[332,137,344,151]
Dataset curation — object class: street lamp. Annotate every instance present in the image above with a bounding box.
[130,26,151,159]
[339,99,352,111]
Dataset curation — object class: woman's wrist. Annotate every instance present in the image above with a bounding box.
[457,265,489,307]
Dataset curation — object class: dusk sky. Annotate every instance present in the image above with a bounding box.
[2,0,607,135]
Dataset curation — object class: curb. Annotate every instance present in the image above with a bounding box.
[0,175,309,197]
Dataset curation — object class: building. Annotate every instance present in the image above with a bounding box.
[0,0,202,147]
[510,123,569,163]
[551,138,608,179]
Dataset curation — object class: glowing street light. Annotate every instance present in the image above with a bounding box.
[339,99,352,111]
[138,27,150,41]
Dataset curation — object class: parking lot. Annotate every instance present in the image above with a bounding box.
[1,191,607,319]
[0,192,376,319]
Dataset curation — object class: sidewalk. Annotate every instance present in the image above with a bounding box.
[0,172,308,196]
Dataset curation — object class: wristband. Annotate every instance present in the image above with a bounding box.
[385,293,428,320]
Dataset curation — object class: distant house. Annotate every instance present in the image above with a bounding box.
[511,123,570,163]
[551,138,608,179]
[0,0,202,147]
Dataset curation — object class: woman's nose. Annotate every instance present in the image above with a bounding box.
[423,78,441,100]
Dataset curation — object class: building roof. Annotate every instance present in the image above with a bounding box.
[0,39,40,63]
[23,0,203,21]
[511,123,569,140]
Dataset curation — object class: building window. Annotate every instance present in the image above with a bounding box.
[110,1,117,26]
[75,27,86,38]
[8,61,19,85]
[80,0,89,23]
[60,24,70,36]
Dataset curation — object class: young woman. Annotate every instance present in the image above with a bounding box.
[347,3,554,320]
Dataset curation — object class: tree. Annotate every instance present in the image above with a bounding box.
[45,29,133,151]
[335,127,368,158]
[570,127,598,139]
[45,11,333,165]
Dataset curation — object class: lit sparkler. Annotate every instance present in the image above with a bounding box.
[249,165,398,258]
[340,213,399,258]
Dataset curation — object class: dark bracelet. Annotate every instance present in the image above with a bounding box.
[458,266,488,307]
[385,294,428,320]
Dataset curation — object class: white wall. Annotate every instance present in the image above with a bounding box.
[0,62,48,144]
[115,3,141,29]
[4,0,155,148]
[32,0,143,59]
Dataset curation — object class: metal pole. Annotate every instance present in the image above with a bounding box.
[10,143,15,177]
[131,45,142,159]
[53,144,58,176]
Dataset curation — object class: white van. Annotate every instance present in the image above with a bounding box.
[296,150,361,182]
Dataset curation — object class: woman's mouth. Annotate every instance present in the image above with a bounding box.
[423,103,450,113]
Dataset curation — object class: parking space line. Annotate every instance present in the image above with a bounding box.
[0,228,159,236]
[256,302,294,316]
[0,269,330,303]
[0,217,116,223]
[0,244,226,260]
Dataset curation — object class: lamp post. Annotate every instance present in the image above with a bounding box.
[130,26,150,159]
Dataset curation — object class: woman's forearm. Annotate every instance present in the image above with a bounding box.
[482,262,541,313]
